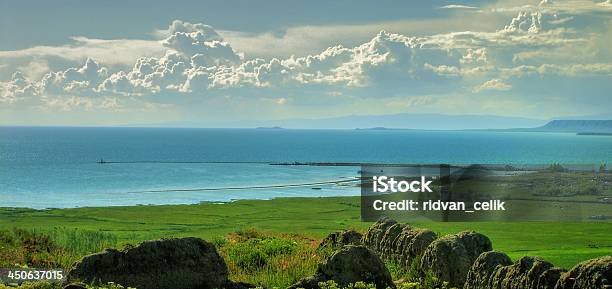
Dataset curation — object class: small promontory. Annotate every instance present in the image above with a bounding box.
[534,120,612,133]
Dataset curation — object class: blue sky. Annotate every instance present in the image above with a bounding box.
[0,1,487,48]
[1,0,611,126]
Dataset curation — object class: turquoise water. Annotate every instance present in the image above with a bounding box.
[1,127,611,208]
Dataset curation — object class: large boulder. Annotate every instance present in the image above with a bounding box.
[420,231,492,288]
[362,218,397,252]
[394,227,437,268]
[362,218,436,270]
[318,230,363,251]
[464,251,513,289]
[464,252,565,289]
[555,255,612,289]
[538,267,565,289]
[66,237,229,289]
[289,245,395,289]
[379,223,408,260]
[489,256,555,289]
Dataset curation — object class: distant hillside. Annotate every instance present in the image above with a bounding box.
[533,120,612,133]
[251,113,547,130]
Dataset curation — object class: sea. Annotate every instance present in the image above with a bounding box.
[1,127,611,209]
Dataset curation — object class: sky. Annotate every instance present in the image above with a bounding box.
[0,0,611,126]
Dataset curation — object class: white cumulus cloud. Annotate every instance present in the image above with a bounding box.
[1,10,611,121]
[474,79,512,92]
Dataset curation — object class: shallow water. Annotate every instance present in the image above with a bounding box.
[1,127,611,208]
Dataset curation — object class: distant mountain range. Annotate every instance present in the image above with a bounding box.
[251,113,548,130]
[527,120,612,133]
[144,113,612,132]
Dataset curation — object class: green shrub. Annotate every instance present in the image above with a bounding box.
[233,228,264,240]
[0,227,118,269]
[0,282,135,289]
[39,227,118,257]
[227,237,298,270]
[229,242,269,270]
[0,282,60,289]
[405,254,424,282]
[221,229,322,288]
[385,260,409,280]
[0,229,64,268]
[211,236,228,248]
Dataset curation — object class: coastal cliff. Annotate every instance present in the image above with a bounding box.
[533,120,612,133]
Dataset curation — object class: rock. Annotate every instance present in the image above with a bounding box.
[362,218,436,270]
[289,276,321,289]
[464,253,564,289]
[362,218,397,252]
[555,255,612,289]
[394,227,437,268]
[537,267,565,289]
[289,245,395,289]
[379,223,408,260]
[420,231,492,288]
[464,251,513,289]
[318,230,363,251]
[66,237,228,289]
[491,256,554,289]
[474,255,562,289]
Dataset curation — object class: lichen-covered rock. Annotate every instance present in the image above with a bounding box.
[379,223,408,260]
[555,255,612,289]
[66,237,228,289]
[362,218,436,270]
[362,217,397,252]
[289,245,395,289]
[420,231,492,288]
[464,251,513,289]
[454,231,494,262]
[537,267,565,289]
[394,227,437,268]
[464,253,565,289]
[490,256,554,289]
[318,230,363,251]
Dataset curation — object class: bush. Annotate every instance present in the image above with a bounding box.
[385,260,410,280]
[229,242,269,270]
[211,236,228,248]
[0,228,118,269]
[227,237,298,270]
[0,229,64,268]
[0,282,134,289]
[40,227,117,257]
[220,229,323,288]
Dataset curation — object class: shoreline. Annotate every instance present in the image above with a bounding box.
[0,194,362,211]
[1,195,611,270]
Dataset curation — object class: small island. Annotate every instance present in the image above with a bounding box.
[255,126,284,130]
[576,132,612,136]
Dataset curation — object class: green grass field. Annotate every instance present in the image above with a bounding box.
[1,196,610,270]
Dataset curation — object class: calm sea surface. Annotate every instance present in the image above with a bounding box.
[1,127,611,208]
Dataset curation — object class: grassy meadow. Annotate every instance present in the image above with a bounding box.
[1,196,611,288]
